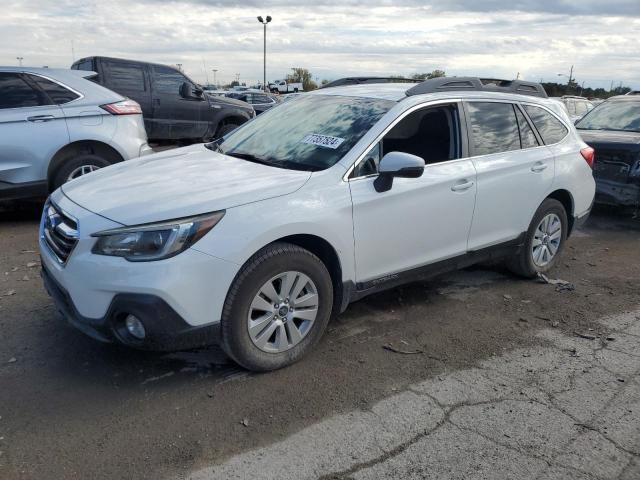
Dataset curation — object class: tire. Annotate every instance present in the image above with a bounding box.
[51,153,113,190]
[507,198,568,278]
[216,123,240,139]
[220,242,333,372]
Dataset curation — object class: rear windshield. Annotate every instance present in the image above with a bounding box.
[214,94,394,171]
[576,101,640,133]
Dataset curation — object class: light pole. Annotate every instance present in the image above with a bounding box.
[16,56,23,67]
[212,69,218,88]
[257,15,272,92]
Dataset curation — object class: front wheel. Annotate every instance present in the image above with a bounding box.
[506,198,568,278]
[220,242,333,371]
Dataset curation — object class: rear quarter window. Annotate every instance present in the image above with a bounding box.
[27,75,80,104]
[523,105,568,145]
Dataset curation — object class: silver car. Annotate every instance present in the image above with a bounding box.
[0,67,152,200]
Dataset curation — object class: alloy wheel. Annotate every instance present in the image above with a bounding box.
[247,271,319,353]
[531,213,562,267]
[66,164,101,181]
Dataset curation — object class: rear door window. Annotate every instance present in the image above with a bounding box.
[0,73,49,109]
[523,105,568,145]
[27,75,80,104]
[102,60,146,96]
[466,102,520,156]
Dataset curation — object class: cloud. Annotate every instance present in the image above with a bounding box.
[0,0,638,89]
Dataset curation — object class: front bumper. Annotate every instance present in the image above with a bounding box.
[41,263,220,351]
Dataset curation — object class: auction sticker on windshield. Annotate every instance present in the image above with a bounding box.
[302,134,345,149]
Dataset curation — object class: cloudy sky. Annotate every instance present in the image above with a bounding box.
[2,0,639,89]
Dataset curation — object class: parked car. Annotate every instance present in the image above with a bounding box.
[552,96,594,123]
[40,77,595,371]
[71,56,255,141]
[225,91,281,114]
[0,67,151,201]
[269,80,303,94]
[576,95,640,207]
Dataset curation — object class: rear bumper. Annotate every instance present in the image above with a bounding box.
[573,206,592,232]
[0,180,48,201]
[41,263,220,351]
[595,178,640,207]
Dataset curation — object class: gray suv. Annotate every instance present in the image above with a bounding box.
[0,67,152,201]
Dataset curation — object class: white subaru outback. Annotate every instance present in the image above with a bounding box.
[40,77,595,371]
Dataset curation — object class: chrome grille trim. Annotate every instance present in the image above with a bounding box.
[42,201,79,265]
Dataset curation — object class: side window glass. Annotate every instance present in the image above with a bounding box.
[523,105,568,145]
[351,104,460,178]
[575,101,588,116]
[352,143,382,177]
[27,75,79,104]
[103,61,146,95]
[466,102,520,156]
[153,66,186,95]
[0,73,48,109]
[515,107,539,149]
[565,100,576,115]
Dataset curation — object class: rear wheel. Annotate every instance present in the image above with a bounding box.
[507,198,568,277]
[220,242,333,371]
[51,153,113,190]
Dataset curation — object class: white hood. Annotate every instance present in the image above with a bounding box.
[61,144,311,225]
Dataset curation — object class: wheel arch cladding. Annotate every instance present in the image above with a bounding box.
[47,140,124,188]
[268,234,344,317]
[547,189,575,234]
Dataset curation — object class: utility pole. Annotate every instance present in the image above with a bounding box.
[16,56,23,67]
[257,16,272,92]
[568,65,574,86]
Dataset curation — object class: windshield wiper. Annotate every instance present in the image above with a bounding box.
[225,151,280,167]
[204,141,225,153]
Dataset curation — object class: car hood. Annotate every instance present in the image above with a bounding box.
[61,144,311,226]
[578,130,640,151]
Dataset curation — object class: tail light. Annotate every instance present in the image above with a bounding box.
[101,99,142,115]
[580,147,595,169]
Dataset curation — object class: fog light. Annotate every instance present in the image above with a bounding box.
[125,314,146,340]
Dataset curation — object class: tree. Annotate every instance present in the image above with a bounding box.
[286,68,318,91]
[411,70,446,80]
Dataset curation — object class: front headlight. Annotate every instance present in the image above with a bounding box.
[91,211,225,261]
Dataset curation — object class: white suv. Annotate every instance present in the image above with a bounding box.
[39,77,595,371]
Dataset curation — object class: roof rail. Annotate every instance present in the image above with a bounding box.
[320,77,420,89]
[406,77,548,98]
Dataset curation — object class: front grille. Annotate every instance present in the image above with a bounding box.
[43,202,78,264]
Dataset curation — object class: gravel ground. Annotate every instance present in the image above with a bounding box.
[0,202,638,480]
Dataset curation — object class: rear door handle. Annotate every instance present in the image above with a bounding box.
[451,180,474,192]
[27,115,55,122]
[531,162,548,173]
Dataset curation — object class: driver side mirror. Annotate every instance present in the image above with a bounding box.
[373,151,424,193]
[179,82,203,99]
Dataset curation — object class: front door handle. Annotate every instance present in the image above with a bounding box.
[451,180,474,192]
[27,115,55,122]
[531,162,548,173]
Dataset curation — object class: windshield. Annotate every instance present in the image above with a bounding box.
[576,101,640,132]
[211,94,394,171]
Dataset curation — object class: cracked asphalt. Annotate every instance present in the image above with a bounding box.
[0,203,639,480]
[188,310,640,480]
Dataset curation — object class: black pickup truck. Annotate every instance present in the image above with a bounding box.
[576,94,640,208]
[71,56,254,142]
